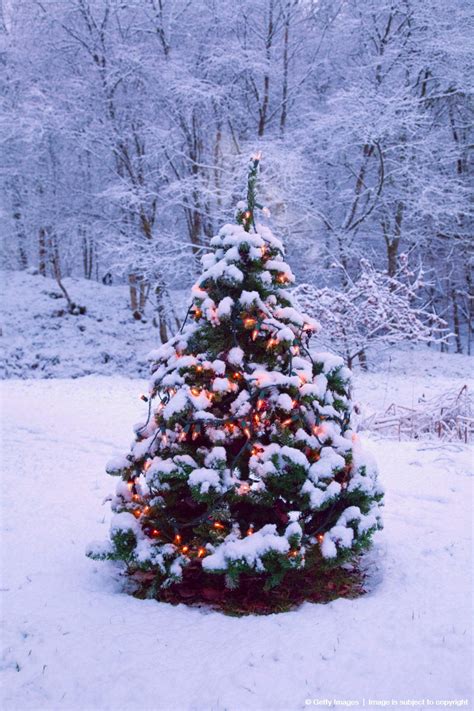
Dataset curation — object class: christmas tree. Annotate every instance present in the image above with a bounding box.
[88,155,384,606]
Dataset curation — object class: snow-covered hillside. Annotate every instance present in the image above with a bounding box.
[1,375,472,710]
[0,271,187,379]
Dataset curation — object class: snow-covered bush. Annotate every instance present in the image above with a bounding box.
[293,258,448,369]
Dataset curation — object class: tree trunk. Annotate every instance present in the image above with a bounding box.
[358,350,368,371]
[385,202,403,277]
[38,228,47,276]
[154,283,169,344]
[386,240,399,279]
[49,233,81,313]
[129,273,139,314]
[49,232,62,281]
[82,230,94,279]
[451,286,463,354]
[13,209,28,269]
[139,280,150,312]
[129,274,150,319]
[465,265,473,356]
[258,0,274,137]
[279,2,290,137]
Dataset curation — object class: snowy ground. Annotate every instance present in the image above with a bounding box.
[0,271,187,379]
[1,271,473,709]
[1,372,472,711]
[353,347,471,416]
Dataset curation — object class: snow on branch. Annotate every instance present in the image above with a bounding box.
[293,257,449,369]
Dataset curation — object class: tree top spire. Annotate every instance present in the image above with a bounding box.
[237,152,264,233]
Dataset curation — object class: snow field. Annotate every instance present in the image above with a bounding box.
[1,376,472,711]
[0,271,187,379]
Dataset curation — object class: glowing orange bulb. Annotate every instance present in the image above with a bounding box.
[317,534,324,544]
[197,547,206,558]
[181,546,189,554]
[152,529,160,537]
[246,526,254,536]
[133,510,141,518]
[244,317,256,328]
[251,329,258,341]
[127,481,133,491]
[282,418,292,427]
[213,521,225,530]
[313,425,323,437]
[196,365,203,372]
[174,534,181,545]
[191,387,200,396]
[244,427,251,438]
[143,460,151,471]
[132,494,140,501]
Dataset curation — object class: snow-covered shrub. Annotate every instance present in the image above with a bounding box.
[293,258,448,369]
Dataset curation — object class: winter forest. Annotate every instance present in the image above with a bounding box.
[1,1,473,710]
[1,0,472,355]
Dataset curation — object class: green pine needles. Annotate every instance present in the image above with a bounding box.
[88,156,384,603]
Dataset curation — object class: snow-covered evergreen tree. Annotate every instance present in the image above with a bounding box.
[88,157,384,597]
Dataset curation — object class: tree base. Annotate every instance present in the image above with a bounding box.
[130,557,367,615]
